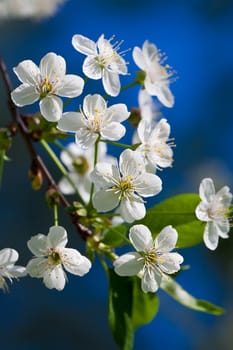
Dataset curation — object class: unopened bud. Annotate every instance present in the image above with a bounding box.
[127,107,141,127]
[45,187,60,208]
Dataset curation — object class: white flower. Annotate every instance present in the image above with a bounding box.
[139,89,161,122]
[91,149,162,223]
[0,0,66,19]
[72,34,128,96]
[26,226,91,290]
[0,248,26,292]
[58,141,114,202]
[133,40,175,108]
[114,224,183,293]
[57,94,129,148]
[11,52,84,122]
[135,118,174,173]
[195,178,232,250]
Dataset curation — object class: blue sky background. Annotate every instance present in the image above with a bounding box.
[0,0,233,349]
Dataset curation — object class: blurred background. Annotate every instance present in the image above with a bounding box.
[0,0,233,349]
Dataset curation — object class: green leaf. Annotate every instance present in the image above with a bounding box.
[108,269,159,350]
[108,269,134,350]
[161,276,224,315]
[102,224,128,247]
[140,193,204,248]
[132,277,159,329]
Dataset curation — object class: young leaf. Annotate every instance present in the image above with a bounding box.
[140,194,203,248]
[161,276,224,315]
[108,268,134,350]
[102,224,128,247]
[108,269,160,350]
[132,277,159,329]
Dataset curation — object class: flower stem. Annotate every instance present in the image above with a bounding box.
[40,139,84,203]
[100,139,140,150]
[87,137,100,208]
[53,204,59,226]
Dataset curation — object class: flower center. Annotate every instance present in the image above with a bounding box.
[96,51,118,69]
[72,156,89,175]
[144,250,158,266]
[48,249,62,265]
[40,76,53,99]
[112,176,133,199]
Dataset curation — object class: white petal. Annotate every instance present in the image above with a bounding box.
[58,174,78,195]
[57,75,84,98]
[83,56,102,79]
[216,186,233,208]
[47,226,68,249]
[75,129,98,148]
[83,94,106,117]
[11,84,39,106]
[105,103,130,123]
[203,222,219,250]
[72,34,97,55]
[57,112,85,132]
[109,55,128,75]
[158,252,183,274]
[101,122,126,141]
[0,248,18,266]
[132,46,146,70]
[43,265,66,291]
[141,267,161,293]
[120,149,144,177]
[26,257,48,277]
[155,226,178,252]
[135,173,162,197]
[143,41,159,65]
[92,189,119,212]
[13,60,40,85]
[195,202,210,222]
[40,52,66,80]
[27,234,47,257]
[157,85,174,108]
[62,248,91,276]
[39,96,63,122]
[129,224,153,252]
[215,220,230,239]
[103,70,120,97]
[7,265,27,277]
[120,198,146,223]
[91,162,119,187]
[199,178,215,202]
[114,252,144,276]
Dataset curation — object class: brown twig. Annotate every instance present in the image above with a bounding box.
[0,58,93,240]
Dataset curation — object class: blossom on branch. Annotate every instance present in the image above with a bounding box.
[0,248,26,292]
[91,149,162,223]
[195,178,232,250]
[114,224,183,293]
[133,40,175,108]
[72,34,128,96]
[57,94,129,148]
[11,52,84,122]
[26,226,91,290]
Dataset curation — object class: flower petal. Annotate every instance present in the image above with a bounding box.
[103,70,120,97]
[156,85,174,108]
[62,248,91,276]
[11,84,39,106]
[43,265,66,291]
[40,52,66,80]
[203,222,219,250]
[129,224,153,252]
[57,112,85,132]
[135,173,162,197]
[215,220,230,239]
[141,267,161,293]
[39,96,63,122]
[119,149,144,177]
[101,122,126,141]
[27,234,47,257]
[0,248,18,266]
[155,225,178,252]
[72,34,97,55]
[57,75,84,98]
[158,252,183,274]
[195,202,210,222]
[26,257,48,277]
[216,185,233,208]
[114,252,144,276]
[92,189,119,212]
[199,178,215,203]
[83,56,102,79]
[7,265,27,277]
[105,103,130,123]
[13,60,40,85]
[120,198,146,223]
[83,94,106,117]
[47,226,68,249]
[132,46,146,70]
[91,162,119,187]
